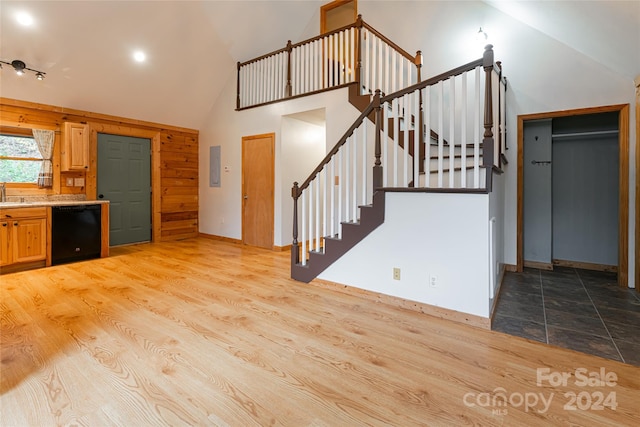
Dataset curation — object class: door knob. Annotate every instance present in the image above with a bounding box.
[98,194,104,199]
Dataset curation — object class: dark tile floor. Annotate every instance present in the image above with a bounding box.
[492,267,640,366]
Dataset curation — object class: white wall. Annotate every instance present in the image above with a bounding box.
[358,0,637,286]
[199,0,637,286]
[489,170,506,302]
[199,81,360,246]
[319,192,491,318]
[279,115,326,246]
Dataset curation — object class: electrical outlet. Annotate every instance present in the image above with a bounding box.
[66,178,74,186]
[393,268,401,280]
[429,275,438,288]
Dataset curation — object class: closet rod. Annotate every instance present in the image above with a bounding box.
[551,129,619,139]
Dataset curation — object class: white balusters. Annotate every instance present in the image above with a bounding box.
[362,120,367,206]
[474,66,481,188]
[352,128,357,221]
[308,180,313,256]
[345,135,351,222]
[322,167,327,247]
[437,80,444,188]
[337,149,343,239]
[403,93,410,187]
[413,89,419,188]
[449,76,455,188]
[461,71,467,188]
[382,99,389,187]
[301,190,306,266]
[392,97,399,187]
[423,85,430,188]
[315,171,320,252]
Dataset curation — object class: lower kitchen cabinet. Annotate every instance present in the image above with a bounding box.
[0,207,47,270]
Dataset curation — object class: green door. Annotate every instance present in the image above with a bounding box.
[97,134,151,246]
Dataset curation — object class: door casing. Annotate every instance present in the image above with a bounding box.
[87,124,161,243]
[242,133,275,249]
[517,104,630,287]
[320,0,357,34]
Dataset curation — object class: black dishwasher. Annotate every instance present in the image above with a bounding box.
[52,204,102,265]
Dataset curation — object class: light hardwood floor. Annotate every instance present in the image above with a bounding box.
[1,238,639,426]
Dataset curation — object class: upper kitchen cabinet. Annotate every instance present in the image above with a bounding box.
[61,122,90,171]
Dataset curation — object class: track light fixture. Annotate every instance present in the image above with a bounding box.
[0,59,46,80]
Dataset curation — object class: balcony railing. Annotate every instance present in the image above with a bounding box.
[236,15,422,110]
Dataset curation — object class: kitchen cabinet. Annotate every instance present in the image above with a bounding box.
[61,122,90,171]
[0,207,47,268]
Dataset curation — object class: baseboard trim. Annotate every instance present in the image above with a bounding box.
[199,233,292,252]
[552,259,617,273]
[524,260,554,270]
[312,278,490,330]
[0,260,46,275]
[504,264,517,272]
[198,233,242,245]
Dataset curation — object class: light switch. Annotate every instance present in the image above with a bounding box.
[74,177,85,187]
[66,178,74,186]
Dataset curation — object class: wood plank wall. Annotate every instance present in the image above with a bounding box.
[0,98,199,242]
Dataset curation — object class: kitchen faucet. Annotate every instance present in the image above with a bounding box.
[0,183,6,202]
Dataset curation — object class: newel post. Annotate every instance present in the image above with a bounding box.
[236,61,241,110]
[291,182,300,265]
[355,15,363,91]
[372,90,383,190]
[415,50,423,83]
[482,44,495,190]
[286,40,293,98]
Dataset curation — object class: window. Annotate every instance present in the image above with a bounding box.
[0,133,43,184]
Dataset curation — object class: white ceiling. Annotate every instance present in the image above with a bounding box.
[1,1,638,131]
[485,0,639,81]
[0,1,323,130]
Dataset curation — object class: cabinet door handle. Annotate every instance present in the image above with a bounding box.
[1,223,6,227]
[14,222,18,226]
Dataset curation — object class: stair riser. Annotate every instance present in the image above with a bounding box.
[420,169,486,188]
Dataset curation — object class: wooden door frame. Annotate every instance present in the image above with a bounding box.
[88,124,161,243]
[635,77,639,292]
[516,104,630,287]
[320,0,357,34]
[241,133,275,249]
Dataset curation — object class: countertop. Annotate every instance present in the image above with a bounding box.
[0,200,109,209]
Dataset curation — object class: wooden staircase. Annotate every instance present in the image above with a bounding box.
[291,191,385,282]
[290,45,506,283]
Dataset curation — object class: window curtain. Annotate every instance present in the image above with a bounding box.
[32,129,55,188]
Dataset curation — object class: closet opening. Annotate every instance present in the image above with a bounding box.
[517,104,630,287]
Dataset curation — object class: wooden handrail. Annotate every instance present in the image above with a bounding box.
[237,15,419,91]
[238,46,289,68]
[293,46,500,197]
[361,20,415,63]
[239,22,360,68]
[380,57,484,104]
[293,92,379,197]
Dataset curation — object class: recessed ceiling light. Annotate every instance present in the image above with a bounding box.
[133,51,146,63]
[16,12,34,26]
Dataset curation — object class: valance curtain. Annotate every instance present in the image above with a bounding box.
[32,129,55,188]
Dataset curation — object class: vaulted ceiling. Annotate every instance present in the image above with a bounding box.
[1,1,638,131]
[0,1,324,129]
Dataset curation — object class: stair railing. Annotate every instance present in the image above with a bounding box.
[291,45,506,274]
[237,15,421,110]
[291,92,379,267]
